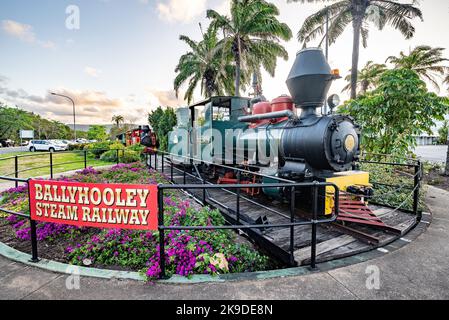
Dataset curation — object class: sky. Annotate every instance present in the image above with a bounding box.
[0,0,448,125]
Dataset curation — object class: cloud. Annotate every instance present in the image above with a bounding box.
[214,0,230,15]
[0,82,130,124]
[48,89,121,107]
[84,66,101,78]
[2,20,55,49]
[0,77,181,125]
[149,89,185,107]
[157,0,207,23]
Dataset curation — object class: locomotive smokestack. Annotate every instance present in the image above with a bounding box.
[286,48,337,118]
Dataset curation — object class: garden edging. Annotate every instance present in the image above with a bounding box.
[0,205,431,284]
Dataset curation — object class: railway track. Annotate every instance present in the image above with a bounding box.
[150,156,418,267]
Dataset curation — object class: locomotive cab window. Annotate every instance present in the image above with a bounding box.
[212,106,230,121]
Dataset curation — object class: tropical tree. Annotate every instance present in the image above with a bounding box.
[340,68,449,159]
[87,125,108,141]
[174,24,236,104]
[386,46,449,91]
[207,0,292,96]
[148,107,177,151]
[342,60,386,94]
[437,120,448,145]
[290,0,423,99]
[112,115,125,128]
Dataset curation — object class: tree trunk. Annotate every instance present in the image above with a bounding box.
[445,130,449,175]
[350,16,363,100]
[235,37,241,97]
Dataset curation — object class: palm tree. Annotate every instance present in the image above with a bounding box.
[386,46,449,91]
[207,0,292,96]
[290,0,422,99]
[174,24,236,104]
[112,115,124,128]
[342,60,386,94]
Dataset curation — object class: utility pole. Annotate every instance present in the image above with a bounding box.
[51,93,76,141]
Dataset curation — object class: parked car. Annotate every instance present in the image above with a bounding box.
[51,140,69,149]
[0,139,14,147]
[28,140,67,152]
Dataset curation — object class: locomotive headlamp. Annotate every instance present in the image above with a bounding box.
[327,94,341,111]
[344,134,356,152]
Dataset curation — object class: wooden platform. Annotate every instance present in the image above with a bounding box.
[154,159,418,266]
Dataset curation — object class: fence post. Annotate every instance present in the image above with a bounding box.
[116,149,119,165]
[29,219,39,262]
[84,150,87,169]
[27,183,39,262]
[290,186,296,265]
[158,186,166,279]
[155,152,158,171]
[14,155,18,188]
[202,170,206,205]
[161,153,164,173]
[310,182,318,269]
[236,171,241,223]
[170,156,174,183]
[183,163,186,184]
[149,152,152,169]
[413,161,422,221]
[49,152,53,179]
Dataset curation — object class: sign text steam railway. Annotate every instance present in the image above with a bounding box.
[29,180,158,230]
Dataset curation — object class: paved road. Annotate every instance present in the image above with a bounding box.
[0,186,448,300]
[415,145,448,164]
[0,147,27,155]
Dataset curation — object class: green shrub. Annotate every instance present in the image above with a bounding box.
[68,143,88,151]
[109,141,125,151]
[84,141,111,158]
[126,144,145,153]
[99,150,139,163]
[99,150,118,163]
[121,150,140,163]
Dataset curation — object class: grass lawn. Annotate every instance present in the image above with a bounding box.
[0,151,114,178]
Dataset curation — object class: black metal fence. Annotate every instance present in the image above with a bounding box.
[0,148,423,280]
[0,148,134,262]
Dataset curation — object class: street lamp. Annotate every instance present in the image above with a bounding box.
[51,93,76,141]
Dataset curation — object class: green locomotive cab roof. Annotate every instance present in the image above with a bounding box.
[187,96,251,126]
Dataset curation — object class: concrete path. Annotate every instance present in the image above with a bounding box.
[0,147,27,155]
[0,186,448,300]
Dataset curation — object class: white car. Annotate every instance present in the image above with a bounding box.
[51,139,69,149]
[29,140,67,152]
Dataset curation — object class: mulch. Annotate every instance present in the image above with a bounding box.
[423,167,449,192]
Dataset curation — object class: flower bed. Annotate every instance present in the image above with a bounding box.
[0,162,270,280]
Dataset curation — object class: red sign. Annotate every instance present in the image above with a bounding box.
[29,180,158,230]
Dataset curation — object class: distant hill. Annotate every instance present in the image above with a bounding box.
[66,123,146,132]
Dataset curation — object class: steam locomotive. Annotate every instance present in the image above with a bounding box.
[142,48,371,215]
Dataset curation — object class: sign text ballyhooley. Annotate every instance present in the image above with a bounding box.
[29,180,158,230]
